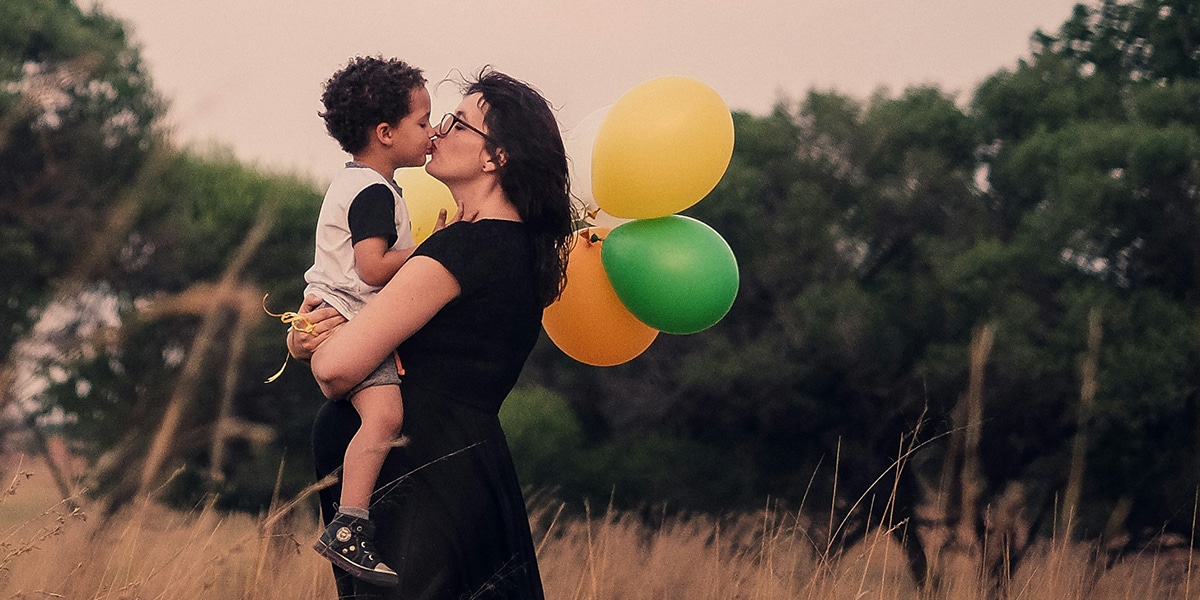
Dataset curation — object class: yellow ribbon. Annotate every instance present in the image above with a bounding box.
[261,294,315,383]
[264,356,289,384]
[262,293,317,335]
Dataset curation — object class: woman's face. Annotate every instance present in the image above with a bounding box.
[426,92,496,184]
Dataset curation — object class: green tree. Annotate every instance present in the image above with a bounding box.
[0,0,330,513]
[972,0,1200,546]
[522,1,1200,588]
[0,0,161,371]
[39,149,323,512]
[525,86,988,521]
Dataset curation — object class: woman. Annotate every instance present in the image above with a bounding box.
[288,69,573,599]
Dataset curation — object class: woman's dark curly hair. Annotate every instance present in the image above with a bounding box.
[465,69,574,307]
[320,56,426,154]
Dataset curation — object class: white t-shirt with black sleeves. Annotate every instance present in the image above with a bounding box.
[303,163,415,319]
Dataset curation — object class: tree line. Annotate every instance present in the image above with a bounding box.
[2,0,1198,589]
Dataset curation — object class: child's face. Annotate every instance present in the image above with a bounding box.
[387,86,433,168]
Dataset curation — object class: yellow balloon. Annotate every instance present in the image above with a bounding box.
[395,166,456,244]
[591,77,735,219]
[543,228,658,366]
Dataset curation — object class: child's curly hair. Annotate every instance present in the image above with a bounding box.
[320,56,426,154]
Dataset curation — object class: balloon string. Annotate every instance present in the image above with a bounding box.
[264,354,289,384]
[262,293,317,334]
[261,293,313,383]
[582,208,608,233]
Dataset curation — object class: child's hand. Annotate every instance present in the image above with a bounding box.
[286,295,347,361]
[457,195,480,222]
[434,199,479,232]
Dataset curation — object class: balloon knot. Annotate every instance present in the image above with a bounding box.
[577,229,604,245]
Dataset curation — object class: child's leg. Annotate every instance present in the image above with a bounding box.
[312,342,404,585]
[340,384,404,512]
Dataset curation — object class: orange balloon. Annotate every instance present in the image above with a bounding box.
[543,228,658,366]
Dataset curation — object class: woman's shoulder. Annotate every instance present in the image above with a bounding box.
[450,218,526,233]
[424,219,528,248]
[415,220,533,290]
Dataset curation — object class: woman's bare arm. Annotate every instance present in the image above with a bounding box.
[310,255,460,398]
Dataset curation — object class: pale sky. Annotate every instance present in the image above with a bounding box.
[89,0,1085,182]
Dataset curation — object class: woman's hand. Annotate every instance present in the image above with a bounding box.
[286,295,347,362]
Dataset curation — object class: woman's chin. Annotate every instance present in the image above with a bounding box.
[424,160,443,180]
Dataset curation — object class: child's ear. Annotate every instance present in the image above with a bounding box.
[375,122,393,147]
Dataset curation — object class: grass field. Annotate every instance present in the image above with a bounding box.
[2,455,1197,599]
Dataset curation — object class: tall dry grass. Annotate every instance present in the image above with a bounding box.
[2,455,1197,600]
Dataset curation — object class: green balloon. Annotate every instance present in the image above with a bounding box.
[600,215,739,335]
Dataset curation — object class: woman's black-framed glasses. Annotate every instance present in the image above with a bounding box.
[434,112,495,143]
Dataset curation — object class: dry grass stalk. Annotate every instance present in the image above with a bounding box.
[136,204,277,499]
[209,306,257,483]
[1061,306,1102,540]
[915,322,996,595]
[3,456,1200,600]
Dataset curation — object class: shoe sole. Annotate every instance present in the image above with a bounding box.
[313,540,400,587]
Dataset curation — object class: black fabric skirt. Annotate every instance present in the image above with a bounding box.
[312,384,545,600]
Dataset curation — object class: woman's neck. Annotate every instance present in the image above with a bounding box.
[450,179,521,222]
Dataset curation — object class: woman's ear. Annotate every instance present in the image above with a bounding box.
[482,148,507,172]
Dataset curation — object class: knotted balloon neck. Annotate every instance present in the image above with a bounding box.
[579,228,604,246]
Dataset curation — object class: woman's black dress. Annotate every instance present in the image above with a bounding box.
[312,220,547,599]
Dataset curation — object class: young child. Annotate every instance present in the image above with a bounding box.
[304,56,432,587]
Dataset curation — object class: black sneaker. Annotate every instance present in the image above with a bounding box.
[313,513,399,587]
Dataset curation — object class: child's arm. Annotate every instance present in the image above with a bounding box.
[353,205,463,286]
[353,238,415,287]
